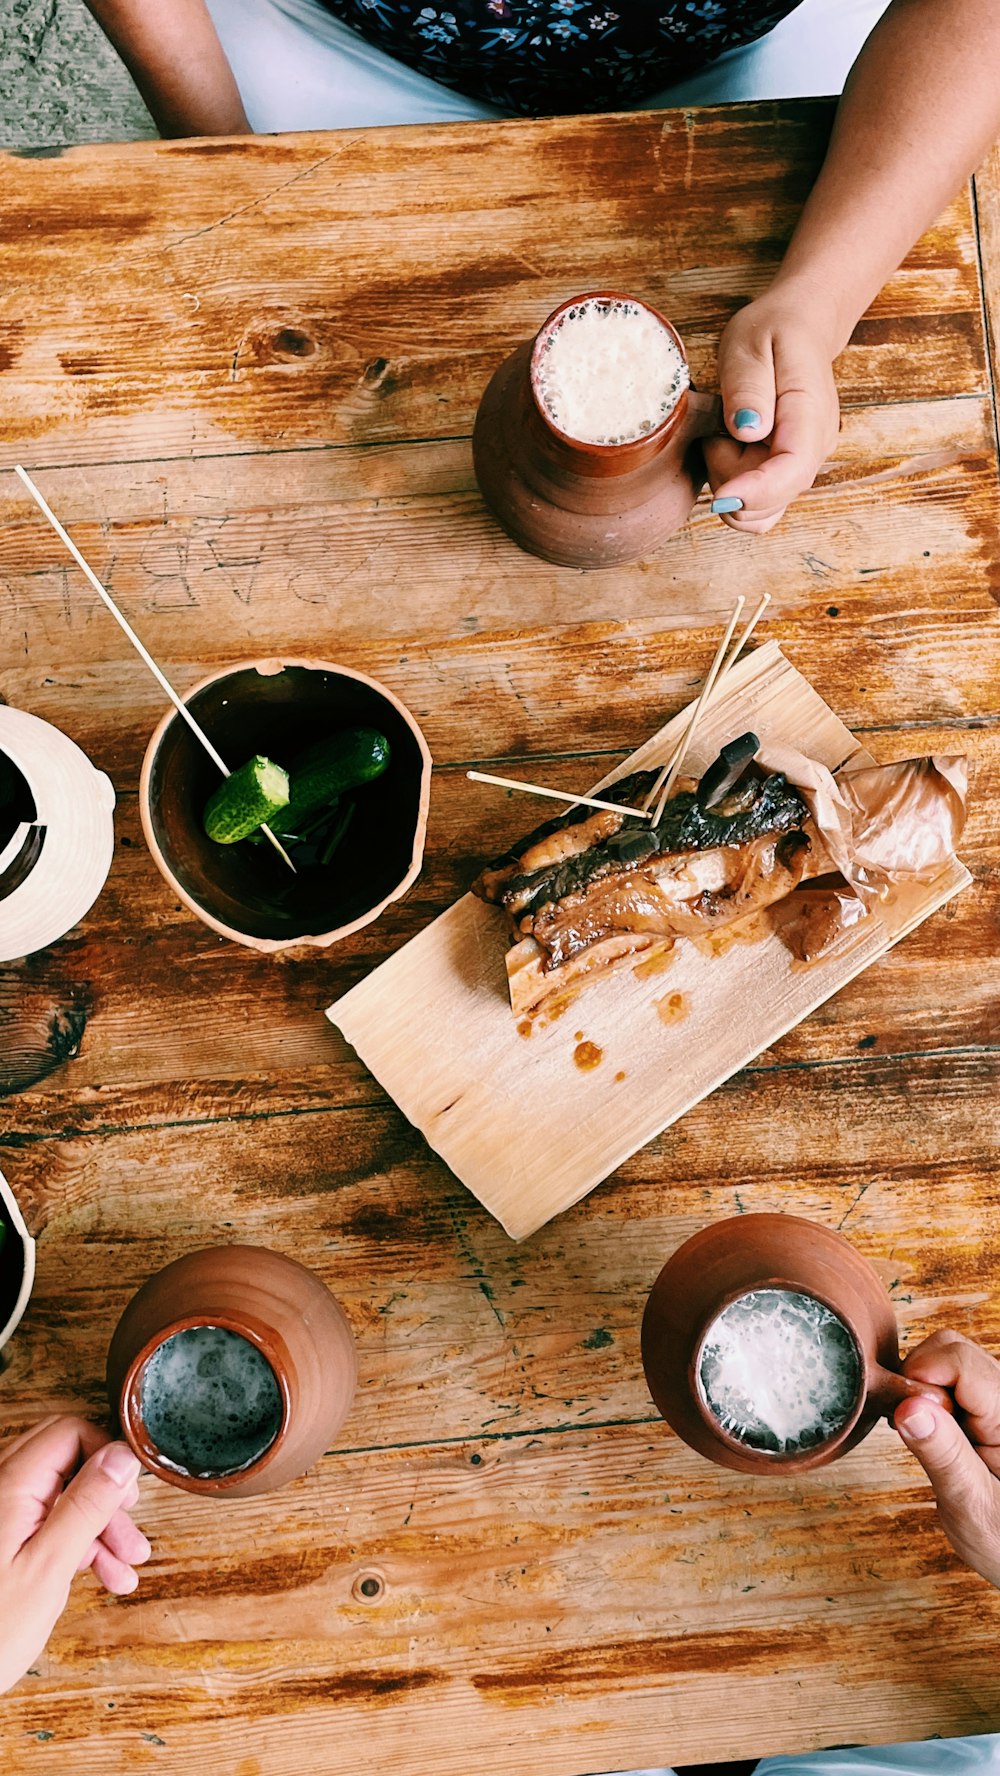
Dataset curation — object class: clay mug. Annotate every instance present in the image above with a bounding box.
[641,1212,952,1474]
[472,290,721,569]
[107,1245,357,1498]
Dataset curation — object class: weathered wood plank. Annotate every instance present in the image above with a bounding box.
[0,109,986,472]
[0,718,996,1137]
[4,1049,999,1445]
[1,100,999,1776]
[3,1423,999,1776]
[2,399,999,779]
[2,1066,1000,1770]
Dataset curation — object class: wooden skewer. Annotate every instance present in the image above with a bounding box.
[13,465,296,874]
[720,589,771,680]
[466,771,653,821]
[649,597,745,826]
[641,591,770,821]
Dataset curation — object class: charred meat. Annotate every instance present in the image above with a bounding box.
[472,744,831,1015]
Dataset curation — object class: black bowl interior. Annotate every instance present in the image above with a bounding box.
[146,666,427,942]
[0,1205,24,1328]
[0,747,36,851]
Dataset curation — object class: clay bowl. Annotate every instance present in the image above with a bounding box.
[641,1213,950,1475]
[139,658,431,952]
[106,1244,357,1499]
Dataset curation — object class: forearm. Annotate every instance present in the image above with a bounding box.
[83,0,250,136]
[772,0,1000,350]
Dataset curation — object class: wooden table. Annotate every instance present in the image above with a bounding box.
[1,104,999,1776]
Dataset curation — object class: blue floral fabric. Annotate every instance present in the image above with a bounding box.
[318,0,802,113]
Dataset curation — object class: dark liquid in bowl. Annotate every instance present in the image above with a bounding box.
[0,749,36,854]
[0,749,44,906]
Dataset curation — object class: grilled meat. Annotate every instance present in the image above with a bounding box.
[472,753,829,1016]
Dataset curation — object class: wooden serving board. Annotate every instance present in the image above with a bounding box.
[328,641,971,1239]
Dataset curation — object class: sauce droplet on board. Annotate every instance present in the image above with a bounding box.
[691,911,772,959]
[633,942,677,979]
[545,994,573,1023]
[614,1070,626,1083]
[655,990,689,1025]
[517,1020,533,1039]
[573,1040,603,1071]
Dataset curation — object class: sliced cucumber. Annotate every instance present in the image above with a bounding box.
[203,755,290,844]
[280,728,390,834]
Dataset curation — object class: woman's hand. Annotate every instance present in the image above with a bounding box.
[894,1330,1000,1589]
[0,1417,151,1694]
[703,280,842,535]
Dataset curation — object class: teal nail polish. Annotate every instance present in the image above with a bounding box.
[734,408,761,433]
[712,496,744,514]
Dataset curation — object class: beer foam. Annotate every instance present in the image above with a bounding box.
[533,296,689,445]
[697,1288,861,1457]
[140,1325,283,1478]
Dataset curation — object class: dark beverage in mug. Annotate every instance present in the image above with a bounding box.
[140,1325,284,1478]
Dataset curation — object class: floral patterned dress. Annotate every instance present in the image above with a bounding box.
[317,0,803,114]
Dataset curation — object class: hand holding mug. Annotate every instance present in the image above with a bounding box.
[894,1330,1000,1589]
[0,1417,151,1694]
[705,280,842,534]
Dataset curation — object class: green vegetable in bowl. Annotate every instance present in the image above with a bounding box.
[203,756,289,844]
[278,729,391,836]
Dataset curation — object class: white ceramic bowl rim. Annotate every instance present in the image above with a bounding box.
[0,707,116,962]
[0,1168,36,1353]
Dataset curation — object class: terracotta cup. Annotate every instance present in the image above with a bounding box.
[641,1213,951,1474]
[139,657,432,952]
[107,1245,358,1498]
[472,290,721,569]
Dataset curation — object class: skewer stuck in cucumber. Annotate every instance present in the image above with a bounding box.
[203,756,290,844]
[203,729,391,864]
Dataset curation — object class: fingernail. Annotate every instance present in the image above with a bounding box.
[712,496,744,514]
[734,408,761,433]
[100,1443,142,1486]
[899,1404,935,1441]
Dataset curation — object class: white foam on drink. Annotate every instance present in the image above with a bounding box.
[140,1325,283,1478]
[697,1288,861,1457]
[534,296,689,445]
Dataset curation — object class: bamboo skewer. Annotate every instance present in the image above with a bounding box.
[13,465,296,874]
[468,592,772,831]
[640,592,770,822]
[466,772,653,820]
[645,597,745,825]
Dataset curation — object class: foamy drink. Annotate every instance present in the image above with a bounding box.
[140,1325,283,1477]
[697,1288,861,1456]
[533,296,689,446]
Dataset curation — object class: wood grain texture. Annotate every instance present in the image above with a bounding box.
[0,109,988,471]
[1,103,999,1774]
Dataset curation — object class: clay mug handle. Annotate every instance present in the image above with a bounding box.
[683,390,725,442]
[868,1363,954,1421]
